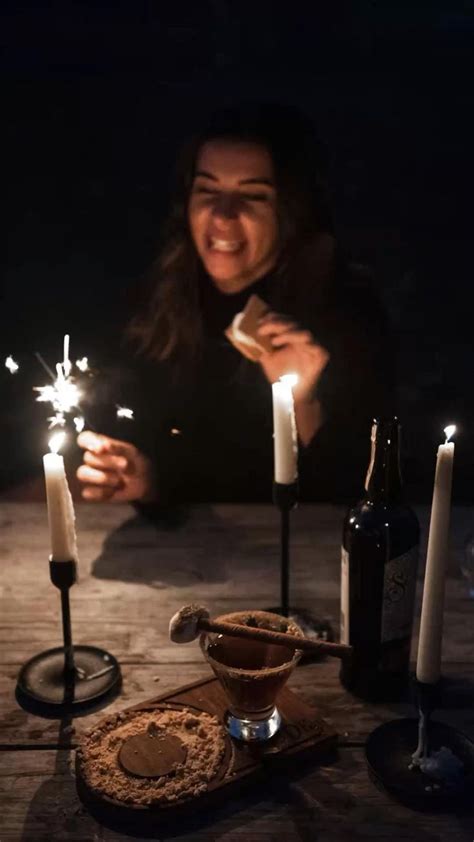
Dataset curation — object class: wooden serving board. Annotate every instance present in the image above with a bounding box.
[76,676,337,831]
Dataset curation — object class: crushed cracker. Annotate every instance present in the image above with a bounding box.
[77,707,226,806]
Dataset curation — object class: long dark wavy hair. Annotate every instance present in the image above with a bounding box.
[128,102,335,365]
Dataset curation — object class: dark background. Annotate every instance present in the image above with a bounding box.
[1,2,473,501]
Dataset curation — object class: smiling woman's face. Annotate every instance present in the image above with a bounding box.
[188,139,279,293]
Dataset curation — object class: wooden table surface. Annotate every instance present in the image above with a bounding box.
[0,501,473,841]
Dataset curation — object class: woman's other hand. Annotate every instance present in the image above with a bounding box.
[76,431,155,502]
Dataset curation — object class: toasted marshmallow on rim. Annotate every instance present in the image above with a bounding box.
[169,604,210,643]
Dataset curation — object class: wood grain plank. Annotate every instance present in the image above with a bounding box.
[2,661,473,748]
[1,747,473,842]
[1,502,473,840]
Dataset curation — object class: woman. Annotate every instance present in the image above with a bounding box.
[77,103,394,506]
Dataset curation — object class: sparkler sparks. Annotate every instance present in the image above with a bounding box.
[116,405,134,420]
[34,335,84,433]
[33,334,134,448]
[5,355,19,374]
[47,412,66,430]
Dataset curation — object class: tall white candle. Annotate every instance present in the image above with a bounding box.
[43,434,78,562]
[416,425,456,684]
[272,374,298,485]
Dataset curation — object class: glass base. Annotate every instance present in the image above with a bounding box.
[224,706,282,742]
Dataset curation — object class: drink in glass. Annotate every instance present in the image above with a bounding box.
[200,610,303,742]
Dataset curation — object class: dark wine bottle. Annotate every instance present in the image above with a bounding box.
[339,417,419,701]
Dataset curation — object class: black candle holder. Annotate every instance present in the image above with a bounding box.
[365,677,474,810]
[269,482,334,650]
[272,482,297,615]
[16,559,121,716]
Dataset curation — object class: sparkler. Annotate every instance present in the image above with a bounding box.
[33,334,135,444]
[34,334,87,436]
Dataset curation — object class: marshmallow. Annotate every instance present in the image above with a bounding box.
[169,604,210,643]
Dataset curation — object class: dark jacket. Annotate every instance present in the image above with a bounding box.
[93,248,395,507]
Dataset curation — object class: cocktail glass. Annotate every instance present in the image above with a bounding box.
[200,610,303,742]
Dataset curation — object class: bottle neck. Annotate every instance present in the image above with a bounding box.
[365,419,403,504]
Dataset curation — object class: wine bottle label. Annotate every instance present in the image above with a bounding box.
[340,547,349,645]
[381,545,418,643]
[340,544,418,646]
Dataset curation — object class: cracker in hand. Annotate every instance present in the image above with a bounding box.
[224,294,273,362]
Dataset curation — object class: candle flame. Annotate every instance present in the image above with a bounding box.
[5,355,19,374]
[280,373,298,388]
[444,424,456,443]
[49,431,66,453]
[76,356,89,372]
[74,416,85,432]
[116,405,134,420]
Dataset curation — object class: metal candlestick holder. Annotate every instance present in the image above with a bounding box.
[365,677,474,810]
[273,482,297,615]
[270,482,334,649]
[16,559,121,715]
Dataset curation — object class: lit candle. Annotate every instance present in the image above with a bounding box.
[416,425,456,684]
[43,432,78,562]
[272,374,298,485]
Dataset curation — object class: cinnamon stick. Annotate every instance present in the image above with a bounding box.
[198,617,352,660]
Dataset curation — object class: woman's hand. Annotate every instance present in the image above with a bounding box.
[76,431,155,502]
[257,313,330,402]
[257,313,330,446]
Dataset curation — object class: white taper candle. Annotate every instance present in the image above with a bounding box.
[272,375,298,485]
[416,426,455,684]
[43,445,78,562]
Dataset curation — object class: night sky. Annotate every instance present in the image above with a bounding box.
[1,3,473,500]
